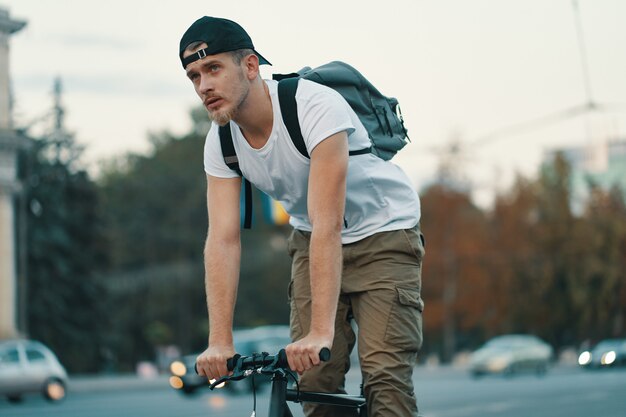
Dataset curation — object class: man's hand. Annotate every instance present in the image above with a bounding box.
[285,332,333,375]
[195,344,235,381]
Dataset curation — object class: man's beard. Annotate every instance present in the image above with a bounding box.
[210,106,237,127]
[208,71,250,126]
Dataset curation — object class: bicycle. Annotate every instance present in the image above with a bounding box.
[196,348,367,417]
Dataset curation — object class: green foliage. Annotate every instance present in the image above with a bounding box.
[97,127,208,369]
[576,185,626,342]
[18,138,108,373]
[98,130,208,268]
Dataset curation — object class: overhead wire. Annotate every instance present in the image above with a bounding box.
[466,0,626,148]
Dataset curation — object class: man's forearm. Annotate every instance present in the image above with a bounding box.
[308,227,342,337]
[204,234,241,345]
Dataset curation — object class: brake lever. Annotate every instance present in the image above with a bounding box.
[209,375,230,390]
[210,352,267,390]
[209,368,250,390]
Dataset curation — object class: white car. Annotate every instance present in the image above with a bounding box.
[0,339,68,402]
[469,334,554,377]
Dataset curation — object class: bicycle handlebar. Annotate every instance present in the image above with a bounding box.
[227,347,331,372]
[195,347,331,375]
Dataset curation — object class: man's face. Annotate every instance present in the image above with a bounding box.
[183,44,250,126]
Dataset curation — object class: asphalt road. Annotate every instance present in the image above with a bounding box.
[1,365,625,417]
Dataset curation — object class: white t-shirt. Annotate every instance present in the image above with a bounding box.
[204,79,420,244]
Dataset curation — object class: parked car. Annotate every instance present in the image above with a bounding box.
[578,338,626,369]
[0,339,68,402]
[469,334,554,378]
[169,325,291,395]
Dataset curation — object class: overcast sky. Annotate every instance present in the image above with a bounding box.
[2,0,626,206]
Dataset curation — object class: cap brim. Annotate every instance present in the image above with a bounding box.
[255,50,271,66]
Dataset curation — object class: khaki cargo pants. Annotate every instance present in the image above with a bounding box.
[287,226,425,417]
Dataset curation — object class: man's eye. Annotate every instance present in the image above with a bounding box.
[209,65,220,72]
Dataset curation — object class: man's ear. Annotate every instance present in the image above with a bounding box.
[243,54,260,80]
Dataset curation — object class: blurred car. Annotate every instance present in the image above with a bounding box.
[168,352,208,394]
[469,334,554,378]
[169,325,291,395]
[0,339,68,403]
[578,338,626,369]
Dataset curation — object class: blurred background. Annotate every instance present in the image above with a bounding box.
[0,0,625,415]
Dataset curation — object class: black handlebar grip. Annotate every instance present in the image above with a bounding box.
[275,348,331,367]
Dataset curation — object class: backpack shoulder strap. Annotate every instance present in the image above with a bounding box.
[218,123,253,229]
[277,78,309,158]
[219,124,243,175]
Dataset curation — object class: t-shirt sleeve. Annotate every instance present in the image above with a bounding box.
[203,123,240,178]
[296,80,355,154]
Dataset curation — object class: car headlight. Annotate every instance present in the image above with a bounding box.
[169,376,184,390]
[601,351,616,365]
[170,361,187,377]
[578,351,591,366]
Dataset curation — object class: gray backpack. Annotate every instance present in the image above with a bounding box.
[219,61,410,228]
[271,60,410,160]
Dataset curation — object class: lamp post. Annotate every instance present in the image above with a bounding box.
[0,7,26,340]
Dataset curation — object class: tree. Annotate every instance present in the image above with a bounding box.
[578,184,626,341]
[529,154,589,347]
[18,134,108,373]
[487,175,540,336]
[97,125,209,369]
[420,183,490,361]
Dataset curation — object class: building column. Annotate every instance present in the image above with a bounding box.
[0,178,17,339]
[0,7,26,340]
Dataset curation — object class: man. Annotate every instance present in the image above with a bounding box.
[181,16,425,417]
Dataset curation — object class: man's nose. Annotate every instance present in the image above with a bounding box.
[199,74,214,95]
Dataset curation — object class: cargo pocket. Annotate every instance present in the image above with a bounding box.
[384,286,424,351]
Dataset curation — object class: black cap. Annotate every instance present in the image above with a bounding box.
[179,16,271,69]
